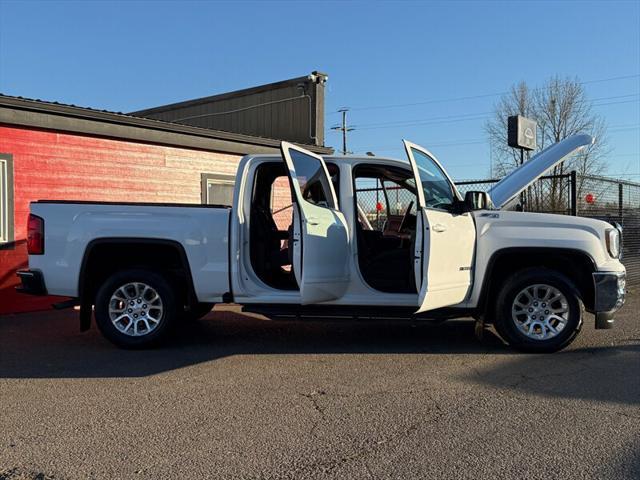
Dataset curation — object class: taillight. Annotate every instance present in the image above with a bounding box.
[27,214,44,255]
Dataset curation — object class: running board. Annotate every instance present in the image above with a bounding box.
[241,304,473,321]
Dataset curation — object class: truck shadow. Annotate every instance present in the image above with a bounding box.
[1,308,638,408]
[0,308,507,379]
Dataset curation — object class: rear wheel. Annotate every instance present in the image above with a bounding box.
[95,269,177,348]
[494,267,583,353]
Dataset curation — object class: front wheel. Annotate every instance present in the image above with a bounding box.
[494,267,583,353]
[95,269,177,348]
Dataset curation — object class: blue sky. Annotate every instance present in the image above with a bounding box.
[0,0,638,180]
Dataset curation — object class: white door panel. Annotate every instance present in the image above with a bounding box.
[280,142,350,304]
[299,204,350,303]
[416,209,475,312]
[403,140,476,313]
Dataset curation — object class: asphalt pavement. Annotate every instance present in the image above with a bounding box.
[1,292,638,479]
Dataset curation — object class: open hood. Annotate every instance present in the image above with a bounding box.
[488,134,594,209]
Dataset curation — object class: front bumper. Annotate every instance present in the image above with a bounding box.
[592,271,626,329]
[16,269,48,296]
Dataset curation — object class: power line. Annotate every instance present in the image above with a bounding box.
[592,99,639,108]
[351,138,487,153]
[609,126,640,133]
[352,134,638,156]
[328,73,640,114]
[353,111,492,129]
[350,96,638,131]
[356,113,490,131]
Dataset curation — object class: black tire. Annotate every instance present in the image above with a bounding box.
[182,302,215,322]
[95,269,177,349]
[494,267,583,353]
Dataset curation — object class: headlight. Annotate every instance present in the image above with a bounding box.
[605,228,621,258]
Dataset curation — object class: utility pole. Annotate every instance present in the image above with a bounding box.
[331,108,355,155]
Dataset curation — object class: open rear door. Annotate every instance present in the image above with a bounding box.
[280,142,350,304]
[403,141,476,313]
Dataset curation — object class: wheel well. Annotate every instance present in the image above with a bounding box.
[79,239,195,307]
[480,248,596,319]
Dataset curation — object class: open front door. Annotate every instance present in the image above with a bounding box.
[280,142,350,304]
[403,141,476,313]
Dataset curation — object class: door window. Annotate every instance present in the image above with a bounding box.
[408,148,457,210]
[287,150,336,209]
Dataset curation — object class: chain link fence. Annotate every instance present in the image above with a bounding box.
[355,181,417,231]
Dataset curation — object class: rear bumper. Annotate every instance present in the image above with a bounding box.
[592,271,626,329]
[16,270,48,296]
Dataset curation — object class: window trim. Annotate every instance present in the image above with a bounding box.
[200,172,235,205]
[0,153,15,250]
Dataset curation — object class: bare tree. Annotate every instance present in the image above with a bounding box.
[486,81,535,177]
[486,76,609,211]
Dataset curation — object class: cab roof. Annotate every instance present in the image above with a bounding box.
[249,153,411,169]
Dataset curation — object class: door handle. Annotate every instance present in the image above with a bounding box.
[306,217,320,226]
[432,223,447,232]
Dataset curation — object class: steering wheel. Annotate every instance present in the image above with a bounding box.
[428,202,450,210]
[397,200,414,233]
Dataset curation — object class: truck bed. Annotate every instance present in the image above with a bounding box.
[29,200,231,302]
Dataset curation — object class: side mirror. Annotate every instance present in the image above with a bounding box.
[464,191,493,211]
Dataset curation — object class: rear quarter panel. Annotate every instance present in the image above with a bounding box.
[29,203,230,302]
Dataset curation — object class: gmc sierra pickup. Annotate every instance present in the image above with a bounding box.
[18,135,626,352]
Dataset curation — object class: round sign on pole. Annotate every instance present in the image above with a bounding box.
[585,193,595,204]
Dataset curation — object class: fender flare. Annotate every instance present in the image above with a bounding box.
[476,246,597,315]
[77,237,198,331]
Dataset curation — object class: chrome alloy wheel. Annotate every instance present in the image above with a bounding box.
[108,282,164,337]
[511,284,569,340]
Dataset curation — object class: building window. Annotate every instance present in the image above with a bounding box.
[201,173,235,206]
[0,154,15,249]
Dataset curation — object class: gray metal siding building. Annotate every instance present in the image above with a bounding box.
[131,72,328,148]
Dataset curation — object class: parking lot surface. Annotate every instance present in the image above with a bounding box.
[1,292,638,479]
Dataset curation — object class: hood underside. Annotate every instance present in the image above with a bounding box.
[488,134,594,209]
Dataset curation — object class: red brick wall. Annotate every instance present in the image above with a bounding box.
[0,125,241,314]
[271,176,293,230]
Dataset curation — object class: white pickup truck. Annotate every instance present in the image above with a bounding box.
[18,135,626,352]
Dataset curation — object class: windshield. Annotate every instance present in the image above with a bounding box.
[409,148,457,210]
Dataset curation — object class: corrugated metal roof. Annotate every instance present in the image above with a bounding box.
[0,93,333,155]
[0,93,130,115]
